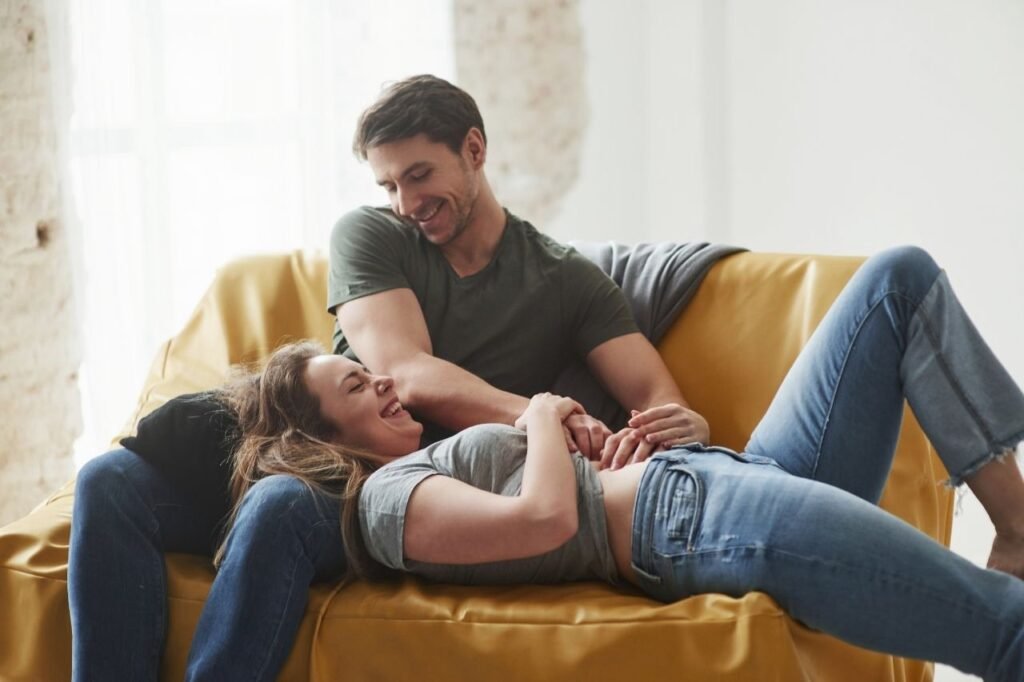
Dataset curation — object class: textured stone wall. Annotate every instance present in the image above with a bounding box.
[453,0,587,227]
[0,0,80,525]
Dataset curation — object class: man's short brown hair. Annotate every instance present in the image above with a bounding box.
[353,75,486,159]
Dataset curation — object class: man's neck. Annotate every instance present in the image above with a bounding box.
[440,188,507,278]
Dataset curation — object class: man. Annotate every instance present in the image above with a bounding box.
[329,74,708,469]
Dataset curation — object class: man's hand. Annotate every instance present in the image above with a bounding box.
[628,403,710,450]
[562,413,612,461]
[599,427,656,470]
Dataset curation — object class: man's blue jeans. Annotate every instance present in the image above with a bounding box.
[631,246,1024,680]
[68,451,345,681]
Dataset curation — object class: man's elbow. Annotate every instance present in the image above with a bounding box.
[380,357,428,406]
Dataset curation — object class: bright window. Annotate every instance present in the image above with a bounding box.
[69,0,455,464]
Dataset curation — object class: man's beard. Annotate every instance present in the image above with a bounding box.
[405,190,476,246]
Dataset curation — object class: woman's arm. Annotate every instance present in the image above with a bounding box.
[402,394,582,565]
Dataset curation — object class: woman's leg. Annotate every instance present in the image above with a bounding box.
[184,475,346,682]
[69,449,226,682]
[634,452,1024,680]
[744,247,1024,565]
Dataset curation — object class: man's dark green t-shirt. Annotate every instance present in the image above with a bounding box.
[327,206,639,439]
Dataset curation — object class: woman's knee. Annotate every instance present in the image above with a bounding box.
[865,245,941,298]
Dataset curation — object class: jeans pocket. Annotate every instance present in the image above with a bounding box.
[663,464,703,552]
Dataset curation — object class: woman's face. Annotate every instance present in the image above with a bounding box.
[304,354,423,461]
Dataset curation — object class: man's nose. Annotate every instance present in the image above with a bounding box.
[395,187,414,218]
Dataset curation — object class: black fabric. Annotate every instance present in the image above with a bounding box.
[120,392,239,516]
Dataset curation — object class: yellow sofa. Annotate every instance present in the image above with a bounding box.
[0,250,953,681]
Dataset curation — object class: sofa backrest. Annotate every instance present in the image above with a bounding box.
[115,249,952,545]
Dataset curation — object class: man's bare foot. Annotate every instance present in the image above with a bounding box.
[988,532,1024,579]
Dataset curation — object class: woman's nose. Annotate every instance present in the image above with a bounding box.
[374,375,393,394]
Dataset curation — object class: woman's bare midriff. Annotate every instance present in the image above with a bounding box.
[596,461,648,587]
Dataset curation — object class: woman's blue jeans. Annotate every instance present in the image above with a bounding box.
[68,451,345,681]
[631,246,1024,680]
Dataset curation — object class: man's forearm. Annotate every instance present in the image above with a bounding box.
[391,352,530,431]
[639,385,689,413]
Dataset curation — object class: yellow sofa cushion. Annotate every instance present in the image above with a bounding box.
[0,250,952,681]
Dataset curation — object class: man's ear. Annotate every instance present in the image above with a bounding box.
[462,127,487,168]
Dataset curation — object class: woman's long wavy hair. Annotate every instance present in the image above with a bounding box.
[213,340,390,582]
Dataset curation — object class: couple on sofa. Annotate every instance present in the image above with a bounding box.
[69,75,1024,681]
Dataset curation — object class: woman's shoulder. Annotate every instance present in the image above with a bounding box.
[380,424,524,469]
[427,424,527,486]
[433,424,526,461]
[450,423,525,445]
[369,424,526,489]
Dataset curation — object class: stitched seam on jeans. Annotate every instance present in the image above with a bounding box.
[683,545,1014,626]
[911,277,996,445]
[632,461,663,583]
[251,518,338,680]
[301,518,342,567]
[664,464,704,552]
[813,288,909,479]
[110,459,167,670]
[143,507,166,672]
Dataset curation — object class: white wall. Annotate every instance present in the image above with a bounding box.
[549,0,724,244]
[558,4,1023,679]
[0,0,81,525]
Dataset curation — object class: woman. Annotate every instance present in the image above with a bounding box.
[70,246,1024,680]
[69,366,356,680]
[315,246,1024,679]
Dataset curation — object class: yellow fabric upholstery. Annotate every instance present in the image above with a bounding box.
[0,250,953,681]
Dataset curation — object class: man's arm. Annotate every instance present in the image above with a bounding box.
[336,288,529,432]
[586,332,710,469]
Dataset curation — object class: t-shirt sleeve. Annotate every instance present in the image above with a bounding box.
[359,453,439,570]
[358,425,524,570]
[563,251,641,357]
[327,206,413,314]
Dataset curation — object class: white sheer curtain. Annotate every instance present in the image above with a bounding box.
[68,0,455,466]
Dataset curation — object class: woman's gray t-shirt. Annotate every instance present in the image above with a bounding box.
[359,424,619,586]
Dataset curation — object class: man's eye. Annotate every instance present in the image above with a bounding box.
[411,170,431,181]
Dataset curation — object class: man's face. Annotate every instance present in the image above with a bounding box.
[366,133,480,247]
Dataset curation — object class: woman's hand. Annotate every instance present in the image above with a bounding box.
[514,393,584,431]
[516,396,608,458]
[598,427,656,470]
[628,403,710,450]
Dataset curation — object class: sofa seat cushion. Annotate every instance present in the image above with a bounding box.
[0,485,931,681]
